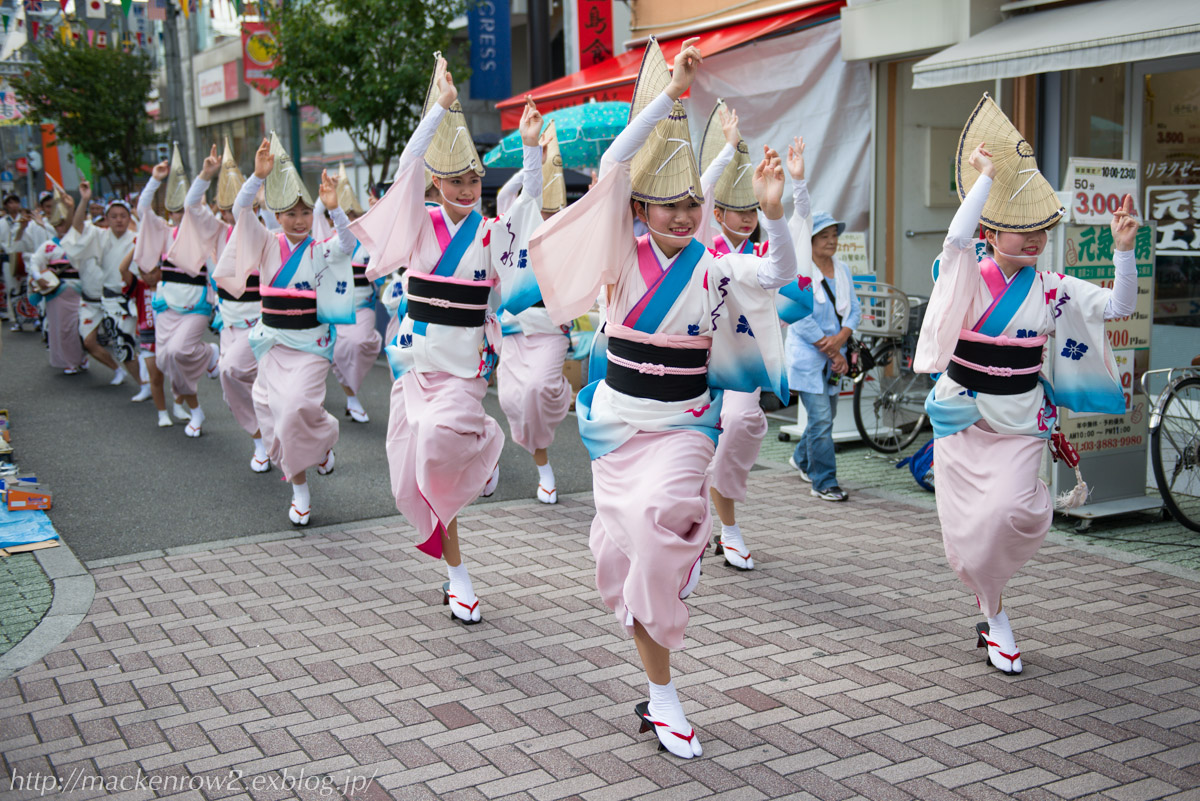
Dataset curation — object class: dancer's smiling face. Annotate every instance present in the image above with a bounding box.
[434,172,482,213]
[635,198,703,256]
[715,206,758,243]
[277,201,313,240]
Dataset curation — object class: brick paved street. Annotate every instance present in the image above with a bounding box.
[2,462,1199,800]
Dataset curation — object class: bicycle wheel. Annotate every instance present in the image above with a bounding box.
[1151,375,1200,532]
[853,340,931,453]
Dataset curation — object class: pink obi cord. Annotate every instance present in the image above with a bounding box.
[406,269,496,288]
[605,349,709,377]
[405,294,489,311]
[261,285,317,300]
[951,328,1045,378]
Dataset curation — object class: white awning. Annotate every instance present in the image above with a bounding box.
[912,0,1200,89]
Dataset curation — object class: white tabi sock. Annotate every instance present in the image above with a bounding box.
[138,352,149,383]
[157,410,173,427]
[648,679,688,733]
[109,365,129,386]
[721,524,745,552]
[291,482,311,510]
[446,562,476,602]
[536,462,556,490]
[254,438,268,461]
[346,395,365,414]
[189,407,205,427]
[987,609,1014,648]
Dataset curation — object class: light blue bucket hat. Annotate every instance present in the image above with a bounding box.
[812,211,845,237]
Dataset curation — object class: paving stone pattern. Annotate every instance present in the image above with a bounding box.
[0,553,52,656]
[2,467,1200,800]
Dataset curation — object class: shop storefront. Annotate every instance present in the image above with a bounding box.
[192,37,266,185]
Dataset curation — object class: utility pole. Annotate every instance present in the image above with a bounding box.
[528,0,551,88]
[162,4,188,158]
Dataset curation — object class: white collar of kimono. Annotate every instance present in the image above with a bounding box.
[648,234,694,271]
[808,257,852,319]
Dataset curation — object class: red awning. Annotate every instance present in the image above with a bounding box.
[496,1,844,128]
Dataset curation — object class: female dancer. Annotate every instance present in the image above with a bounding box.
[27,188,87,373]
[350,55,544,624]
[215,134,355,524]
[496,120,572,504]
[528,39,798,758]
[915,94,1136,675]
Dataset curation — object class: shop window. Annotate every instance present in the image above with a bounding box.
[1070,65,1125,160]
[1142,66,1200,329]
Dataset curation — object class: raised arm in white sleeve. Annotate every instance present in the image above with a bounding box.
[521,144,542,204]
[392,104,448,180]
[599,91,675,177]
[327,206,356,255]
[1103,248,1138,319]
[700,143,734,199]
[496,170,522,216]
[947,175,992,244]
[756,214,799,290]
[138,176,162,217]
[234,174,264,218]
[185,177,210,210]
[792,179,811,223]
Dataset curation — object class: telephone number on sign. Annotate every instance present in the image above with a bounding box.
[1076,436,1143,452]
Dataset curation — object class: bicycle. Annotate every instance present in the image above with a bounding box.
[1140,365,1200,532]
[850,281,934,453]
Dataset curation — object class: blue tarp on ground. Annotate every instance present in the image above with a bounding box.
[0,505,59,550]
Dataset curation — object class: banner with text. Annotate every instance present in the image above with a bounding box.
[468,0,511,100]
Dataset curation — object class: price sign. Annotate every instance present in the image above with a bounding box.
[1064,157,1138,224]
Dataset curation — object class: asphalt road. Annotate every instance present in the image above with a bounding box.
[0,326,595,562]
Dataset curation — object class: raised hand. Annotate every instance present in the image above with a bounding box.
[79,180,92,202]
[786,136,806,181]
[200,144,220,181]
[721,105,740,148]
[666,38,702,100]
[318,169,338,209]
[253,138,273,179]
[752,145,785,219]
[519,96,543,147]
[1111,194,1138,252]
[968,142,995,179]
[434,53,457,110]
[151,160,169,181]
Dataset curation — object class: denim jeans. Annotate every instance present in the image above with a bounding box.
[792,390,839,492]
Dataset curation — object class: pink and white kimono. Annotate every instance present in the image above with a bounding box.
[28,236,85,370]
[915,175,1135,617]
[61,223,135,351]
[134,176,215,397]
[493,174,571,455]
[214,176,355,480]
[528,91,799,650]
[169,182,261,436]
[349,103,542,559]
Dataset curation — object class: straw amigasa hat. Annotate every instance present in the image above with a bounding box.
[263,131,314,213]
[216,137,245,211]
[699,99,757,211]
[422,52,485,178]
[46,176,71,227]
[335,162,365,215]
[540,119,567,214]
[164,142,190,213]
[957,93,1064,232]
[629,38,702,205]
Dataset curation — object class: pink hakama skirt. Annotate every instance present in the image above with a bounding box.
[332,307,382,394]
[590,430,715,651]
[387,371,504,559]
[252,345,339,481]
[708,388,767,502]
[155,310,211,397]
[497,332,571,454]
[219,325,259,436]
[934,422,1052,617]
[46,287,84,370]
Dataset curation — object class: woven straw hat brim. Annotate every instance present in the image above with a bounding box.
[165,143,189,213]
[541,120,566,213]
[335,163,364,216]
[699,100,726,172]
[264,132,314,213]
[957,93,1064,232]
[629,38,671,124]
[425,101,485,178]
[631,101,703,205]
[216,138,245,211]
[48,190,70,227]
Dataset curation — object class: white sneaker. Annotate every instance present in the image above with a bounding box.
[788,455,811,483]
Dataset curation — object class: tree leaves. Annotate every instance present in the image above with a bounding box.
[10,39,160,195]
[263,0,469,186]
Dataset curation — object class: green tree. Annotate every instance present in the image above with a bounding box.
[10,39,160,195]
[263,0,470,187]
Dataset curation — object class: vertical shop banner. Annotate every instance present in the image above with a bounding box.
[242,22,279,96]
[1058,223,1155,455]
[577,0,612,67]
[1145,184,1200,324]
[467,0,510,100]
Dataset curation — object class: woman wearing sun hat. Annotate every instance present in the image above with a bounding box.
[349,53,546,626]
[786,209,860,503]
[528,38,798,759]
[915,94,1138,676]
